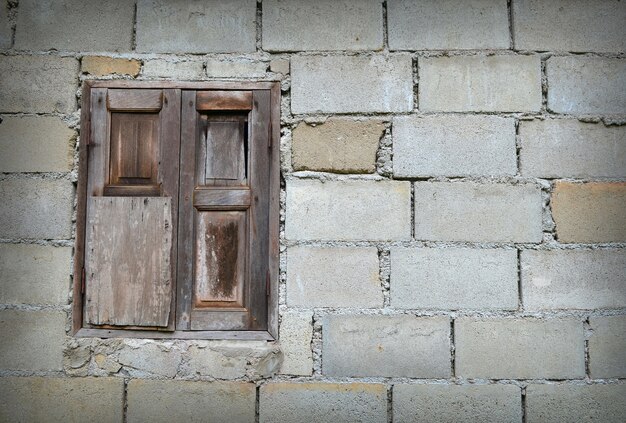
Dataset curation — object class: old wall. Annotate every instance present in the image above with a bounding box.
[0,0,625,422]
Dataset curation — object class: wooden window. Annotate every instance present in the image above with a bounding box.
[73,81,279,340]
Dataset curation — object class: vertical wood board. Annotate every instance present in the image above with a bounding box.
[205,121,246,181]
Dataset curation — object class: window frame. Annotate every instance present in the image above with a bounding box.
[72,80,280,341]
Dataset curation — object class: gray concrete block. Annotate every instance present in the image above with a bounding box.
[547,57,626,115]
[521,250,626,310]
[391,248,518,310]
[419,55,541,112]
[205,59,267,78]
[0,115,75,172]
[513,0,626,53]
[388,0,509,50]
[291,55,413,114]
[127,380,256,423]
[323,315,450,377]
[141,60,204,80]
[520,119,626,178]
[117,342,182,378]
[526,384,626,423]
[0,5,10,49]
[0,56,78,113]
[0,178,74,239]
[0,377,123,423]
[279,310,313,376]
[136,0,256,53]
[414,182,543,243]
[393,115,516,177]
[260,382,387,423]
[292,119,384,173]
[286,179,411,241]
[0,310,66,371]
[263,0,383,52]
[0,244,70,305]
[393,384,522,423]
[287,246,382,308]
[455,318,585,379]
[589,316,626,378]
[552,182,626,243]
[14,0,133,51]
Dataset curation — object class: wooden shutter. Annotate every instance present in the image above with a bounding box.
[177,90,271,331]
[83,88,181,330]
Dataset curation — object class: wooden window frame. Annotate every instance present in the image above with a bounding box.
[73,81,280,341]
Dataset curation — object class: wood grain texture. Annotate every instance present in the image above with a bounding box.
[107,89,162,111]
[91,81,278,90]
[205,121,246,181]
[268,82,281,338]
[85,197,172,327]
[196,90,252,110]
[193,188,251,209]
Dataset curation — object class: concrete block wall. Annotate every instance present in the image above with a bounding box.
[0,1,624,422]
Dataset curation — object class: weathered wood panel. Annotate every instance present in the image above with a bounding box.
[196,90,252,110]
[195,211,246,307]
[193,188,251,209]
[107,89,162,112]
[85,197,172,327]
[205,121,246,181]
[109,113,159,185]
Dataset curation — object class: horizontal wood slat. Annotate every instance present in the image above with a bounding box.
[196,91,253,111]
[107,89,163,112]
[193,188,251,208]
[103,185,161,197]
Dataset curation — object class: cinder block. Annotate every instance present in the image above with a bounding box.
[520,119,626,178]
[287,246,382,308]
[279,310,313,376]
[0,310,66,371]
[0,56,78,113]
[259,382,387,423]
[513,0,626,53]
[526,384,626,423]
[388,0,509,50]
[262,0,383,52]
[292,119,384,173]
[390,248,518,310]
[127,380,255,423]
[455,318,585,379]
[14,0,133,51]
[589,316,626,378]
[547,57,626,115]
[117,342,182,378]
[323,315,450,377]
[414,182,543,242]
[0,5,10,49]
[205,59,267,78]
[286,179,411,241]
[552,182,626,243]
[0,115,75,172]
[419,55,541,112]
[393,115,516,177]
[0,244,70,305]
[393,384,522,423]
[0,179,74,239]
[521,250,626,310]
[141,60,204,80]
[136,0,256,53]
[291,55,413,113]
[0,377,123,423]
[82,56,141,77]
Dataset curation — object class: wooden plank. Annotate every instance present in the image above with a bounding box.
[85,197,172,327]
[103,185,161,197]
[196,91,253,110]
[268,82,281,338]
[194,211,247,307]
[91,80,279,90]
[109,112,159,185]
[107,89,162,111]
[87,88,109,198]
[193,188,251,208]
[75,328,274,341]
[205,121,246,181]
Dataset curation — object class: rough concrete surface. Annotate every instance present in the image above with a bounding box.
[391,247,518,310]
[260,382,387,423]
[0,5,10,49]
[82,56,142,77]
[588,315,626,378]
[141,60,204,80]
[287,246,382,308]
[393,115,516,177]
[323,315,450,378]
[0,115,75,172]
[263,0,383,52]
[205,59,267,78]
[278,310,313,376]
